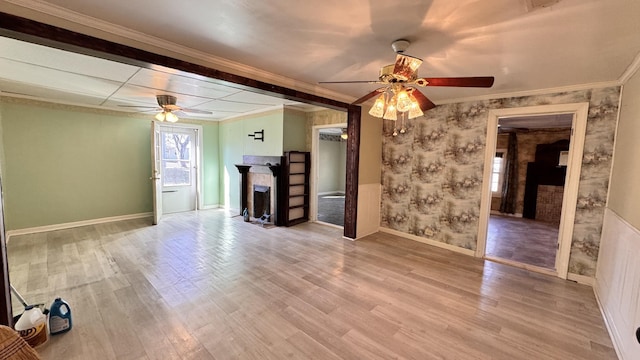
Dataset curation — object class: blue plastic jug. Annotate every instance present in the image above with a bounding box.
[49,298,72,335]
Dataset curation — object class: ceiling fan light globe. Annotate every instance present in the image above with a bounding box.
[165,112,179,123]
[369,94,386,118]
[408,97,424,119]
[396,89,412,112]
[383,104,397,121]
[155,112,166,121]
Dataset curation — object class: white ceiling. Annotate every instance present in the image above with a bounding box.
[0,0,639,120]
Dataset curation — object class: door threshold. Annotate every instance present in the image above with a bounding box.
[313,220,344,230]
[484,255,558,277]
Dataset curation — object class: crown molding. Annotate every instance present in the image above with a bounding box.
[2,0,355,104]
[434,80,621,106]
[619,50,640,84]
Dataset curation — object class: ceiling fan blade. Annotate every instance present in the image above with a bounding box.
[179,108,213,115]
[410,89,437,111]
[352,88,386,105]
[117,105,160,109]
[418,77,495,87]
[393,54,423,81]
[319,80,381,84]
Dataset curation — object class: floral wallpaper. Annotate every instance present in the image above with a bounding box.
[380,87,620,276]
[305,109,347,151]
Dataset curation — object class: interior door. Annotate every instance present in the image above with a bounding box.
[159,126,197,214]
[151,121,162,225]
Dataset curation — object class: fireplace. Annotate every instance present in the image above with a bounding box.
[253,185,271,218]
[235,155,281,225]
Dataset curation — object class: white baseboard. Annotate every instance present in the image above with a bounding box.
[199,204,221,210]
[490,210,523,217]
[379,227,476,257]
[566,273,595,286]
[5,212,153,242]
[318,191,345,196]
[594,285,624,360]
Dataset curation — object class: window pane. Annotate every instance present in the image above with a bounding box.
[163,160,190,186]
[161,132,192,186]
[491,156,503,193]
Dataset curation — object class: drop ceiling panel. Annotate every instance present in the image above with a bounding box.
[196,99,271,113]
[0,58,123,98]
[127,68,241,99]
[220,91,298,106]
[107,84,212,108]
[0,36,140,82]
[0,79,107,106]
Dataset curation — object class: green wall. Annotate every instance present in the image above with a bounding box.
[0,100,221,230]
[201,122,220,207]
[1,101,152,230]
[218,109,285,211]
[1,99,315,229]
[318,138,346,193]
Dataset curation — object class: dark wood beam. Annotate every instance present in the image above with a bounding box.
[344,105,361,239]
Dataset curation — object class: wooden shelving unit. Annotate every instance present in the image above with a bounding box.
[278,151,310,226]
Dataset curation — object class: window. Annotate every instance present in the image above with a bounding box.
[161,132,192,186]
[491,150,507,194]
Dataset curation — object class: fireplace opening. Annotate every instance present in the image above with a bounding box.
[253,185,271,218]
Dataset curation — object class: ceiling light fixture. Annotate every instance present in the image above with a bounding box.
[340,128,348,140]
[155,110,179,123]
[369,84,423,136]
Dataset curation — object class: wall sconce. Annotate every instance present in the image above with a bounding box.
[248,129,264,142]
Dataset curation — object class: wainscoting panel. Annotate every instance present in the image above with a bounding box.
[595,208,640,359]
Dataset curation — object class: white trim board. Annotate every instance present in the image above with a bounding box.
[310,122,348,224]
[5,212,153,242]
[200,204,221,210]
[476,103,589,280]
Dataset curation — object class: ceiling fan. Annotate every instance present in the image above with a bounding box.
[120,94,212,122]
[319,39,494,120]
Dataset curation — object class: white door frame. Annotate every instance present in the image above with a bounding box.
[151,121,162,225]
[152,121,204,222]
[310,123,347,223]
[476,103,589,279]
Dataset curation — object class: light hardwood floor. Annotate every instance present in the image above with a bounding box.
[7,210,615,359]
[486,215,559,270]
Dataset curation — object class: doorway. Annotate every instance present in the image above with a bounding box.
[477,103,589,279]
[311,124,348,227]
[485,114,572,271]
[152,123,203,221]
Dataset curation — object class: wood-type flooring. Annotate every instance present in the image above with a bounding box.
[486,215,559,270]
[7,209,615,359]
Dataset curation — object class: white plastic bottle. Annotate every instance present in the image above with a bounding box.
[14,305,49,348]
